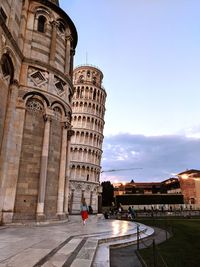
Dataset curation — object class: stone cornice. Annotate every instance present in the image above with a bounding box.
[72,112,105,124]
[69,179,100,186]
[70,161,101,170]
[70,144,103,154]
[71,128,104,139]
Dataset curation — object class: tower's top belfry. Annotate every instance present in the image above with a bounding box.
[48,0,59,6]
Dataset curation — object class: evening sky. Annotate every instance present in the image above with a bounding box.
[60,0,200,182]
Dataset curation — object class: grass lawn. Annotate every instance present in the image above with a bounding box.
[137,218,200,267]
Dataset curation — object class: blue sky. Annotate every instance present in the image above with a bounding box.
[60,0,200,182]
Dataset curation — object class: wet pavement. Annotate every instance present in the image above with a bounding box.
[0,215,154,267]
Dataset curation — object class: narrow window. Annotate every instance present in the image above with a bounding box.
[93,89,96,100]
[76,87,80,98]
[87,174,89,181]
[1,53,14,82]
[37,15,46,33]
[79,75,84,83]
[92,76,96,85]
[58,21,65,33]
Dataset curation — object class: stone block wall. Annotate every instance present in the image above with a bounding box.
[13,109,44,220]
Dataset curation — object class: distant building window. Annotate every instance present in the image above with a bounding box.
[92,76,96,85]
[87,174,89,181]
[0,7,7,23]
[78,75,84,83]
[37,15,46,33]
[93,89,96,100]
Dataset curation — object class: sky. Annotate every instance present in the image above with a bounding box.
[60,0,200,183]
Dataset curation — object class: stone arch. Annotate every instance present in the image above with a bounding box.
[23,91,50,107]
[26,96,44,113]
[56,18,66,34]
[51,101,67,116]
[32,6,53,32]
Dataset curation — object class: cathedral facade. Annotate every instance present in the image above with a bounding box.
[69,65,107,214]
[0,0,77,224]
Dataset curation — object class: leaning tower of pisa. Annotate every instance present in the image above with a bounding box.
[69,65,107,214]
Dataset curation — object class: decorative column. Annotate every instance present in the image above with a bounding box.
[81,189,85,200]
[98,185,103,213]
[49,21,57,65]
[64,129,74,215]
[90,191,93,206]
[0,27,2,58]
[36,114,51,221]
[18,0,29,49]
[69,189,74,214]
[57,122,69,219]
[0,81,21,223]
[65,35,72,74]
[69,49,75,78]
[8,0,16,30]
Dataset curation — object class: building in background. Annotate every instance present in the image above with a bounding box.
[113,178,181,197]
[113,178,183,209]
[177,169,200,204]
[113,172,200,208]
[0,0,77,224]
[69,65,107,214]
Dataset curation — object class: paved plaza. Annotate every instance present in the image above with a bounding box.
[0,215,154,267]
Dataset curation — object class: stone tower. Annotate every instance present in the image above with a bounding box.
[0,0,77,224]
[69,65,107,214]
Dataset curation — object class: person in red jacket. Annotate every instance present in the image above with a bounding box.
[80,198,88,225]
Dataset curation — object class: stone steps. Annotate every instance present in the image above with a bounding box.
[92,223,154,267]
[37,223,153,267]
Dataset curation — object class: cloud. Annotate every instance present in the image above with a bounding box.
[101,133,200,183]
[179,124,200,139]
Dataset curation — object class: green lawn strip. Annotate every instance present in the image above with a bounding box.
[137,218,200,267]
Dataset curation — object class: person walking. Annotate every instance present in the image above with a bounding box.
[80,197,88,225]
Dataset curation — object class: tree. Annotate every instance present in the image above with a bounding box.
[101,181,114,206]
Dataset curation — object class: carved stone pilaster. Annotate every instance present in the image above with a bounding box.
[36,112,51,221]
[49,20,57,64]
[43,114,52,122]
[57,120,68,218]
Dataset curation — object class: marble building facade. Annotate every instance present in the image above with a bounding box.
[69,65,107,214]
[0,0,77,224]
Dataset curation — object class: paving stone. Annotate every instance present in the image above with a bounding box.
[0,216,154,267]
